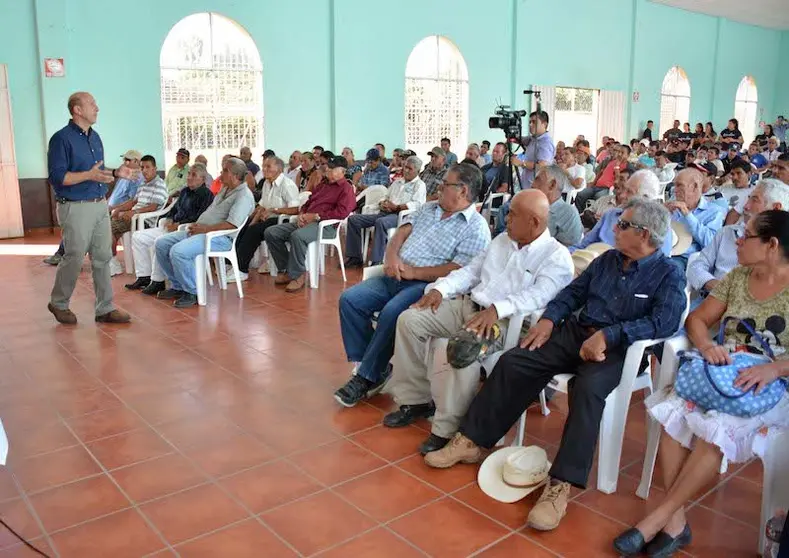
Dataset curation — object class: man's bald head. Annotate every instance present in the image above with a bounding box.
[506,190,550,246]
[673,168,704,208]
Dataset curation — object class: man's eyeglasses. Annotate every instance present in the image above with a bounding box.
[616,219,648,232]
[439,181,464,189]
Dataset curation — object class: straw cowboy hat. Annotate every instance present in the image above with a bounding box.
[478,446,551,503]
[571,243,612,277]
[671,221,693,256]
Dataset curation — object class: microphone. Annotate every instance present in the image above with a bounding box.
[523,90,536,94]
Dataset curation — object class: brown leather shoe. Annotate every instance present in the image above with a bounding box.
[48,303,77,325]
[424,432,482,468]
[285,274,306,292]
[274,273,290,285]
[95,309,131,324]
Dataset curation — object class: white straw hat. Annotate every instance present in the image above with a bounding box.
[477,446,550,503]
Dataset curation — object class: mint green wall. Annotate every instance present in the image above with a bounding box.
[1,0,786,179]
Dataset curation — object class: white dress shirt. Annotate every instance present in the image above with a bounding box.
[686,223,744,291]
[387,176,427,210]
[565,164,586,192]
[765,149,781,163]
[717,186,752,214]
[285,166,301,181]
[428,229,574,319]
[258,173,299,209]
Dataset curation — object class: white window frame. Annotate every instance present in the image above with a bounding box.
[734,76,758,147]
[659,66,691,137]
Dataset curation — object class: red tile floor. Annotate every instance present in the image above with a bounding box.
[0,233,763,557]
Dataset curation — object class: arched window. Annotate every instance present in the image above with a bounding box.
[160,13,263,176]
[405,36,469,158]
[734,76,758,146]
[659,66,691,137]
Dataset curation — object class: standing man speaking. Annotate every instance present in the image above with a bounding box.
[47,92,132,325]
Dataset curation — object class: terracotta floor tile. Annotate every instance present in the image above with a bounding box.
[0,499,43,550]
[315,528,424,558]
[335,466,441,522]
[0,539,55,557]
[350,425,427,462]
[29,475,130,533]
[140,483,248,545]
[6,421,78,459]
[66,406,148,443]
[736,459,763,486]
[390,498,508,557]
[699,475,763,528]
[453,482,535,529]
[395,453,478,493]
[684,505,759,557]
[126,392,206,425]
[477,533,557,557]
[155,412,242,450]
[262,491,376,556]
[49,509,165,558]
[520,502,625,557]
[290,440,387,486]
[183,433,276,478]
[175,519,297,557]
[0,470,21,502]
[86,427,173,470]
[220,460,322,513]
[252,415,340,455]
[13,445,102,494]
[110,453,210,503]
[575,473,666,527]
[49,386,123,418]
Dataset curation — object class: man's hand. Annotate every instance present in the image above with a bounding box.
[114,165,133,180]
[383,253,403,280]
[380,200,396,213]
[118,211,133,222]
[580,331,607,362]
[398,262,417,281]
[297,213,318,228]
[88,161,114,183]
[410,289,442,312]
[520,319,554,350]
[464,306,499,339]
[665,201,690,216]
[703,279,720,292]
[187,223,210,236]
[165,222,179,233]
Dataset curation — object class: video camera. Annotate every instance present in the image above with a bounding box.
[488,105,527,141]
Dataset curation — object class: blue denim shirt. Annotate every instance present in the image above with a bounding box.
[542,249,686,348]
[670,196,725,255]
[107,175,143,207]
[48,120,107,200]
[360,163,390,187]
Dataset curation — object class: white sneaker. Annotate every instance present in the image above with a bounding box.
[226,268,248,283]
[109,257,124,276]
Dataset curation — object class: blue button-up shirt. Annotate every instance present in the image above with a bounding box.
[400,201,491,268]
[542,249,686,348]
[360,163,391,187]
[517,132,555,189]
[670,196,725,255]
[48,120,107,200]
[166,184,215,224]
[107,174,144,207]
[571,207,673,256]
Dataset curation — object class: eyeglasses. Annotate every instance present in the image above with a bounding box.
[439,181,464,189]
[616,219,648,232]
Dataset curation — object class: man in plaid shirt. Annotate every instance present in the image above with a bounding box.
[108,154,168,276]
[420,147,449,200]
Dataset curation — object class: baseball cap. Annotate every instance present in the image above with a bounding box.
[728,143,741,151]
[121,149,142,161]
[321,150,335,161]
[427,146,447,157]
[365,148,381,161]
[326,155,348,169]
[177,147,190,157]
[263,149,276,158]
[690,162,717,176]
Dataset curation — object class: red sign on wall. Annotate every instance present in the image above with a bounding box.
[44,58,65,78]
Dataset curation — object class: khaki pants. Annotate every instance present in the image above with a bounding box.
[50,200,115,315]
[389,297,508,438]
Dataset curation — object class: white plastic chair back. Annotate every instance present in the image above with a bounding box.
[120,198,177,275]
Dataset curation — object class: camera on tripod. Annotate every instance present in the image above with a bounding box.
[488,105,527,140]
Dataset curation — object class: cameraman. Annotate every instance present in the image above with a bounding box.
[511,110,555,189]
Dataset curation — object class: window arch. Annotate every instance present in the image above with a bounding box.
[160,13,263,176]
[659,66,691,137]
[405,36,469,158]
[734,76,758,147]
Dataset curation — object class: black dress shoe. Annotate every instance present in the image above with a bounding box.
[343,257,364,269]
[613,527,647,557]
[125,276,151,290]
[174,293,198,308]
[156,288,185,300]
[141,280,166,296]
[419,433,451,455]
[645,523,692,557]
[383,402,435,428]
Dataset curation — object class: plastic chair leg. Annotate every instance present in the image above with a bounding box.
[539,390,550,416]
[195,256,207,306]
[637,413,663,499]
[307,242,319,289]
[596,392,625,494]
[121,232,134,275]
[337,241,347,282]
[216,257,228,290]
[229,255,244,299]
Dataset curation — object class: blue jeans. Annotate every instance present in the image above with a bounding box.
[345,213,399,264]
[339,275,427,382]
[155,230,231,295]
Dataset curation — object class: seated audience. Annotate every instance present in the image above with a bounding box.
[707,146,724,177]
[165,148,190,196]
[480,140,492,165]
[642,120,654,141]
[771,154,789,183]
[334,163,491,407]
[580,167,633,229]
[441,137,458,166]
[653,151,675,184]
[688,180,789,298]
[575,141,596,183]
[358,148,390,190]
[665,168,725,269]
[717,159,754,224]
[721,143,742,176]
[425,198,686,534]
[559,147,586,193]
[638,142,658,168]
[240,146,260,178]
[613,209,789,557]
[421,147,449,200]
[107,150,144,210]
[479,142,511,202]
[465,143,485,167]
[765,136,782,163]
[193,155,213,186]
[230,156,300,282]
[125,164,214,294]
[285,150,301,182]
[531,165,583,247]
[388,149,405,182]
[385,190,573,454]
[209,154,231,195]
[108,155,168,275]
[341,147,363,186]
[264,155,356,292]
[312,145,324,161]
[296,152,321,192]
[719,118,745,148]
[344,156,426,267]
[663,120,682,141]
[575,144,628,212]
[154,157,255,308]
[375,143,390,167]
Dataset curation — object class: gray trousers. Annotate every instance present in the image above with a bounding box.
[50,200,115,315]
[264,221,336,279]
[346,212,399,264]
[389,297,508,438]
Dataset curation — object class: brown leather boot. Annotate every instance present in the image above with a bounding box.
[95,309,131,324]
[274,273,291,285]
[48,303,77,325]
[424,433,482,468]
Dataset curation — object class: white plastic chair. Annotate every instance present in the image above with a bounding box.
[306,218,347,288]
[636,334,789,555]
[120,200,176,274]
[191,217,248,306]
[512,289,690,494]
[566,188,580,207]
[258,191,312,276]
[360,207,416,266]
[482,193,511,227]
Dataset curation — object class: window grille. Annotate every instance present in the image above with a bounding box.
[659,66,691,137]
[734,76,758,147]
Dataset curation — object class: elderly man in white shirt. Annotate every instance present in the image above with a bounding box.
[383,189,574,455]
[230,156,299,281]
[285,150,302,181]
[344,155,427,267]
[687,178,789,297]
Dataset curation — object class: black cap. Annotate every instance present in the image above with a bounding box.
[177,148,190,157]
[327,155,348,169]
[690,162,717,176]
